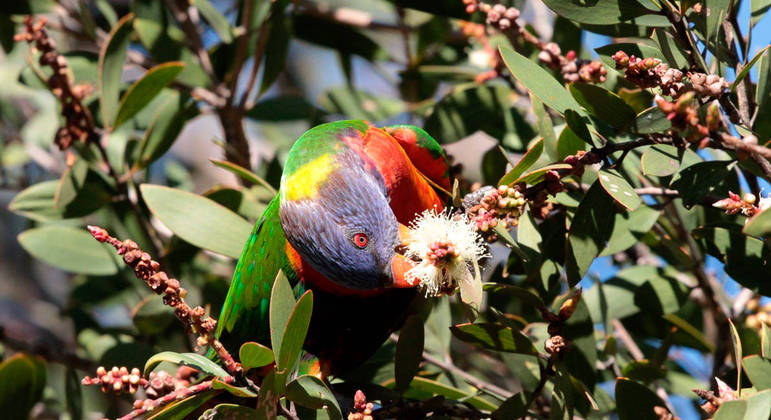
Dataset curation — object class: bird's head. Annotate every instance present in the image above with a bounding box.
[279,149,415,291]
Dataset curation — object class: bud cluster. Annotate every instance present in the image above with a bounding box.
[694,378,737,415]
[612,51,727,98]
[348,390,374,420]
[14,16,96,150]
[542,44,607,83]
[82,366,147,395]
[655,93,710,144]
[464,1,520,31]
[744,298,771,330]
[464,185,526,242]
[145,367,196,399]
[544,289,582,356]
[712,191,765,217]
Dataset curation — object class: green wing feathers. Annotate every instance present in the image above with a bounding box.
[216,194,292,348]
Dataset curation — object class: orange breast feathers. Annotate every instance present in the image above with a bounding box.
[361,127,444,224]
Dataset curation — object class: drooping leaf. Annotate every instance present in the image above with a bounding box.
[259,10,290,94]
[600,205,660,256]
[99,13,134,128]
[692,227,771,295]
[210,159,277,194]
[144,352,230,378]
[663,314,714,352]
[564,109,594,145]
[499,46,583,115]
[532,96,558,160]
[450,322,537,354]
[566,181,616,285]
[239,342,275,372]
[18,225,119,275]
[395,314,424,393]
[402,376,498,411]
[140,184,251,258]
[135,90,197,169]
[113,62,185,129]
[499,138,543,185]
[192,0,233,43]
[569,83,637,130]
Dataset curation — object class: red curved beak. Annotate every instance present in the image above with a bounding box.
[390,224,417,288]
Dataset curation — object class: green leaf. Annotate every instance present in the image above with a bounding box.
[499,138,544,185]
[601,205,660,256]
[18,226,119,275]
[140,184,252,258]
[10,177,112,222]
[499,46,583,115]
[255,371,280,420]
[113,62,185,129]
[276,290,313,375]
[286,375,343,420]
[558,127,588,161]
[147,391,218,420]
[292,14,389,61]
[99,13,134,129]
[65,367,82,420]
[615,378,667,420]
[212,379,258,398]
[259,11,290,94]
[742,355,771,390]
[565,109,594,145]
[566,181,616,285]
[319,87,405,122]
[569,83,637,130]
[733,46,769,91]
[404,377,498,411]
[622,360,666,383]
[0,354,46,420]
[713,389,771,420]
[247,96,326,122]
[200,404,259,419]
[239,342,275,372]
[744,207,771,237]
[270,271,295,365]
[763,323,771,358]
[692,227,771,295]
[729,319,743,395]
[135,91,197,169]
[752,0,771,27]
[671,161,736,208]
[144,352,230,378]
[653,29,690,69]
[663,313,714,352]
[492,392,528,420]
[450,322,537,354]
[423,83,535,145]
[633,106,671,134]
[54,158,88,210]
[395,314,424,393]
[515,163,573,185]
[541,0,669,26]
[754,46,771,139]
[598,170,641,210]
[192,0,233,43]
[210,159,277,194]
[641,145,681,176]
[533,96,558,160]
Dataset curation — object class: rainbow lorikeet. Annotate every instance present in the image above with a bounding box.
[216,120,451,375]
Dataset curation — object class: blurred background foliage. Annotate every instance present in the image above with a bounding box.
[0,0,770,419]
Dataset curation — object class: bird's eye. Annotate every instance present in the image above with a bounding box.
[353,233,368,248]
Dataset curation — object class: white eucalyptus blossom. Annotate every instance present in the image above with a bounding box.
[404,208,490,309]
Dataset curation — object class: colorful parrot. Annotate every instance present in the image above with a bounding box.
[216,120,451,376]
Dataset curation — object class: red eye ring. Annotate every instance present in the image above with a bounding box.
[353,233,368,248]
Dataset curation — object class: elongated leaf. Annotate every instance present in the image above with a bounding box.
[713,389,771,420]
[113,62,185,128]
[755,46,771,139]
[450,322,537,354]
[633,106,671,134]
[239,342,275,372]
[671,161,736,208]
[286,375,342,420]
[732,46,769,90]
[600,205,660,256]
[135,91,197,169]
[763,323,771,358]
[99,13,134,128]
[641,144,680,176]
[752,0,771,27]
[147,391,218,420]
[212,379,258,398]
[54,158,88,210]
[692,227,771,295]
[542,0,668,26]
[65,367,82,420]
[18,226,118,275]
[144,352,230,378]
[742,355,771,390]
[247,96,325,121]
[564,109,593,145]
[270,271,294,363]
[0,354,46,419]
[210,159,276,194]
[663,314,714,352]
[532,96,558,159]
[259,11,290,94]
[744,207,771,237]
[598,170,642,210]
[566,181,616,285]
[200,404,259,419]
[558,126,588,161]
[499,46,583,115]
[403,377,498,411]
[492,392,528,420]
[615,378,667,420]
[319,87,405,122]
[395,314,424,393]
[193,0,233,43]
[654,29,690,69]
[140,184,251,258]
[569,83,637,130]
[499,138,543,185]
[277,290,313,374]
[515,163,573,185]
